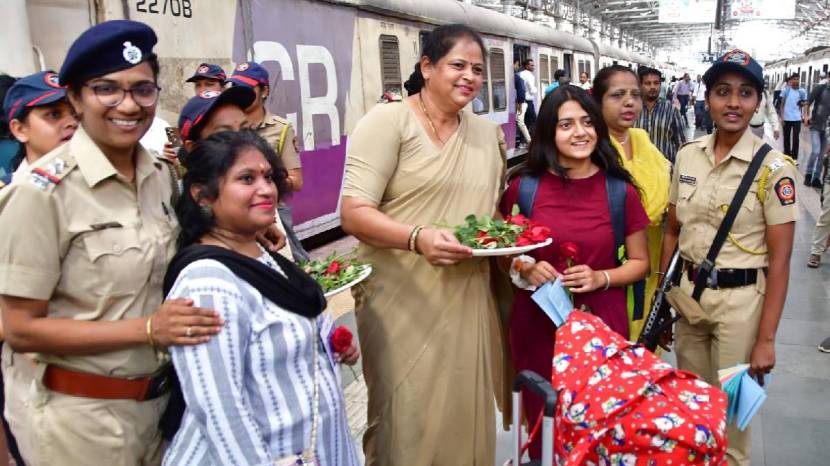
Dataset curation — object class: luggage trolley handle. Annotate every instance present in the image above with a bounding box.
[511,370,558,466]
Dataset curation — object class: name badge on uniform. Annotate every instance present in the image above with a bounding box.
[679,174,697,186]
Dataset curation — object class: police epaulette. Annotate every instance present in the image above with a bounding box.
[28,156,71,191]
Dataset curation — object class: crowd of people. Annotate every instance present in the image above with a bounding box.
[0,17,824,466]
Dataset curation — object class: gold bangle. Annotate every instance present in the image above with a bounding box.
[146,316,156,348]
[408,225,424,252]
[412,226,425,255]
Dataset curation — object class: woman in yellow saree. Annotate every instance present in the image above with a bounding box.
[340,25,506,465]
[594,65,671,342]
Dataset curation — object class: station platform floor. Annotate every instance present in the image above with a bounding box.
[314,112,830,466]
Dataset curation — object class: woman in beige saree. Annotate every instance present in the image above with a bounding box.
[341,25,506,465]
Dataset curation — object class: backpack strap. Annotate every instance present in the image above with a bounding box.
[606,175,646,321]
[517,175,540,217]
[692,143,772,301]
[606,175,627,263]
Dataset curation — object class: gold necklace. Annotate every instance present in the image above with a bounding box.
[418,92,445,144]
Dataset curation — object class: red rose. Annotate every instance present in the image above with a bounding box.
[330,326,353,353]
[516,235,533,246]
[559,241,580,265]
[325,260,341,275]
[508,213,529,226]
[526,225,551,243]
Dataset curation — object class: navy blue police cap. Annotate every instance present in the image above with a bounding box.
[186,63,227,83]
[703,49,764,91]
[59,20,157,86]
[3,71,67,122]
[227,62,270,88]
[178,86,256,141]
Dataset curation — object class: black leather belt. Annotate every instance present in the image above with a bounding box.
[680,259,763,289]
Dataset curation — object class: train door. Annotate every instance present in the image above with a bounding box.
[563,53,574,78]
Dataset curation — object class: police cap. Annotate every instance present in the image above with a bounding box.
[703,49,764,92]
[3,71,67,122]
[227,62,270,88]
[178,86,256,141]
[59,20,158,86]
[186,63,227,83]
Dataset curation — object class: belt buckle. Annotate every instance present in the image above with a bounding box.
[698,259,718,290]
[144,364,173,400]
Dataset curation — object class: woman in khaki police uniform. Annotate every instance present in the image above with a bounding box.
[0,21,224,466]
[661,50,798,466]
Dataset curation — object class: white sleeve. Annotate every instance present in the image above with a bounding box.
[765,94,781,132]
[168,262,273,465]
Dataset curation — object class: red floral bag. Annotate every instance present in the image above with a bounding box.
[549,311,728,465]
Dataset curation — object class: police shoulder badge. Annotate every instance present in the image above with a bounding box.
[774,177,796,206]
[122,41,142,65]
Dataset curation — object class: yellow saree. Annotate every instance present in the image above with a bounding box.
[611,128,671,341]
[342,102,506,465]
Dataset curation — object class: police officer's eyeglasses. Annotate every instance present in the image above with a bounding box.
[84,83,161,108]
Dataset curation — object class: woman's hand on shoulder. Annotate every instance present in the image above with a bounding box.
[150,298,224,347]
[561,265,605,293]
[521,260,559,287]
[416,228,473,266]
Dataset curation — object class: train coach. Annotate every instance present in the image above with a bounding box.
[4,0,652,240]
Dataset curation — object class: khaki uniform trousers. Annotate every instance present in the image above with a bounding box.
[3,351,168,466]
[674,270,765,466]
[2,344,36,462]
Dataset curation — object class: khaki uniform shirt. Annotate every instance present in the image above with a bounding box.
[0,127,178,377]
[256,112,301,170]
[670,128,799,269]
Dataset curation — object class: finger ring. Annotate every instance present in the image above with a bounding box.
[186,326,193,337]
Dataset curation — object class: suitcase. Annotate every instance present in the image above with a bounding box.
[507,370,559,466]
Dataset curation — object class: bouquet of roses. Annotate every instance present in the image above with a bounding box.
[452,204,551,249]
[301,252,368,293]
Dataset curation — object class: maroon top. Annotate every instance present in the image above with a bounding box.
[499,169,649,459]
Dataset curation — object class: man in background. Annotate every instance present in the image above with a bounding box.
[779,73,808,160]
[636,67,686,163]
[514,59,530,147]
[519,59,538,132]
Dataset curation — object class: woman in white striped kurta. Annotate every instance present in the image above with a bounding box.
[162,257,359,466]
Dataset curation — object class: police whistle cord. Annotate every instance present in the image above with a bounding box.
[637,248,681,352]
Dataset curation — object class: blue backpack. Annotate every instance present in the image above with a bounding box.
[517,175,646,322]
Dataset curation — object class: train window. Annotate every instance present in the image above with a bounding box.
[551,56,559,75]
[539,54,550,89]
[801,71,806,84]
[586,61,592,79]
[379,35,402,97]
[490,48,507,112]
[473,49,490,114]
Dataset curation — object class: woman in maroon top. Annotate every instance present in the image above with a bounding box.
[499,85,650,460]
